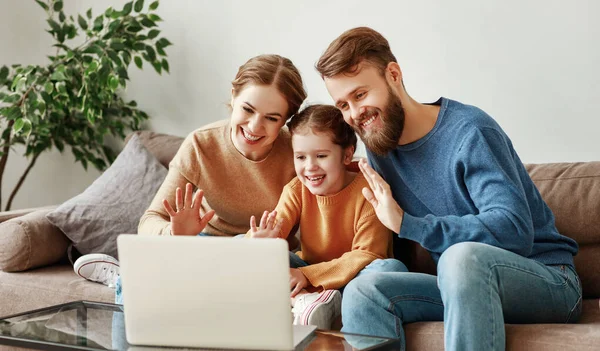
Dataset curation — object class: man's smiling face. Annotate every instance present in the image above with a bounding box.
[324,63,405,155]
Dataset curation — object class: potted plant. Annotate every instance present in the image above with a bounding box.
[0,0,171,210]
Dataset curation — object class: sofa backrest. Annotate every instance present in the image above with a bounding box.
[130,131,600,298]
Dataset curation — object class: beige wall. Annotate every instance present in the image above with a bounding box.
[1,0,599,209]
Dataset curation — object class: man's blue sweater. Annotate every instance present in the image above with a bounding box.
[368,98,578,266]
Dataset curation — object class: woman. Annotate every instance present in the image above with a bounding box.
[74,54,307,287]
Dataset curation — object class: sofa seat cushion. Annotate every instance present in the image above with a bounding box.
[404,298,600,351]
[0,263,114,318]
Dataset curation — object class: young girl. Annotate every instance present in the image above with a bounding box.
[247,104,404,329]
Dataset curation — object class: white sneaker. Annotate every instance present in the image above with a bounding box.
[291,290,341,330]
[73,253,120,287]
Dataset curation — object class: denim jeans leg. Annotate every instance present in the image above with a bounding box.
[341,269,444,349]
[289,252,308,268]
[356,258,408,277]
[437,242,583,351]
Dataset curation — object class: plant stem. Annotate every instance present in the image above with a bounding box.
[5,151,40,211]
[0,119,15,210]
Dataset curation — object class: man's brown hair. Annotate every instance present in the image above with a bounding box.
[316,27,397,78]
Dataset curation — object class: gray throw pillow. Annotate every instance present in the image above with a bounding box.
[46,134,167,259]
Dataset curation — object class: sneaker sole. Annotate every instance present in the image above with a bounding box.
[301,290,341,327]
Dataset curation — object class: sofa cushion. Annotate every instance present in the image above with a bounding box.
[404,299,600,351]
[0,208,69,272]
[0,263,114,317]
[125,131,184,169]
[526,162,600,245]
[45,134,168,259]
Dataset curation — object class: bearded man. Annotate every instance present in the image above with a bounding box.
[316,26,582,351]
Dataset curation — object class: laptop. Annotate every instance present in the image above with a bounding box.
[117,234,316,350]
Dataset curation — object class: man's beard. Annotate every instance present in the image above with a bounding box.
[354,87,405,156]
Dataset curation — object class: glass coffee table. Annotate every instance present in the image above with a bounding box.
[0,301,400,350]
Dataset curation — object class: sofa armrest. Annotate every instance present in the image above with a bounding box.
[0,205,58,223]
[0,206,69,272]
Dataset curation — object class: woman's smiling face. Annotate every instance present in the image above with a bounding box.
[230,84,289,161]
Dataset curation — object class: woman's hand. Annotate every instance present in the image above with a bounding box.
[358,158,404,233]
[289,268,309,297]
[249,210,282,238]
[162,183,215,235]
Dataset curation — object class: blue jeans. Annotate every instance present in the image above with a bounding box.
[341,242,583,351]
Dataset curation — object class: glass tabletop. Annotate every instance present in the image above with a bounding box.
[0,301,400,351]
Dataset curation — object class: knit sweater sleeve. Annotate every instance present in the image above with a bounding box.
[299,210,391,290]
[399,127,535,256]
[138,132,198,236]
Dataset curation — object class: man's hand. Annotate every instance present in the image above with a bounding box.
[359,158,404,233]
[162,183,215,235]
[289,268,309,297]
[249,210,282,238]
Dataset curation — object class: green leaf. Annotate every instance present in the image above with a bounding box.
[125,24,143,33]
[53,1,63,11]
[147,29,160,39]
[6,106,22,120]
[145,45,156,61]
[107,19,121,34]
[93,15,104,31]
[21,119,32,137]
[107,50,122,66]
[152,61,162,74]
[86,8,93,19]
[55,81,67,94]
[108,11,121,19]
[58,11,66,22]
[0,66,9,82]
[38,101,46,116]
[104,6,114,17]
[11,74,22,90]
[122,2,133,16]
[13,118,25,133]
[110,40,125,51]
[134,56,143,69]
[161,59,169,73]
[77,15,88,30]
[109,75,119,90]
[156,37,172,48]
[35,0,49,11]
[148,14,162,22]
[140,18,156,28]
[134,0,144,12]
[50,71,67,81]
[4,93,21,104]
[55,139,64,152]
[47,19,61,32]
[120,51,131,65]
[149,1,159,10]
[44,81,54,94]
[83,44,104,56]
[15,77,27,92]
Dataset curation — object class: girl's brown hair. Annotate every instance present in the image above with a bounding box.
[287,104,357,151]
[231,54,307,118]
[316,27,397,78]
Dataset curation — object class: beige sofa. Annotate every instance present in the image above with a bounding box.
[1,131,599,350]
